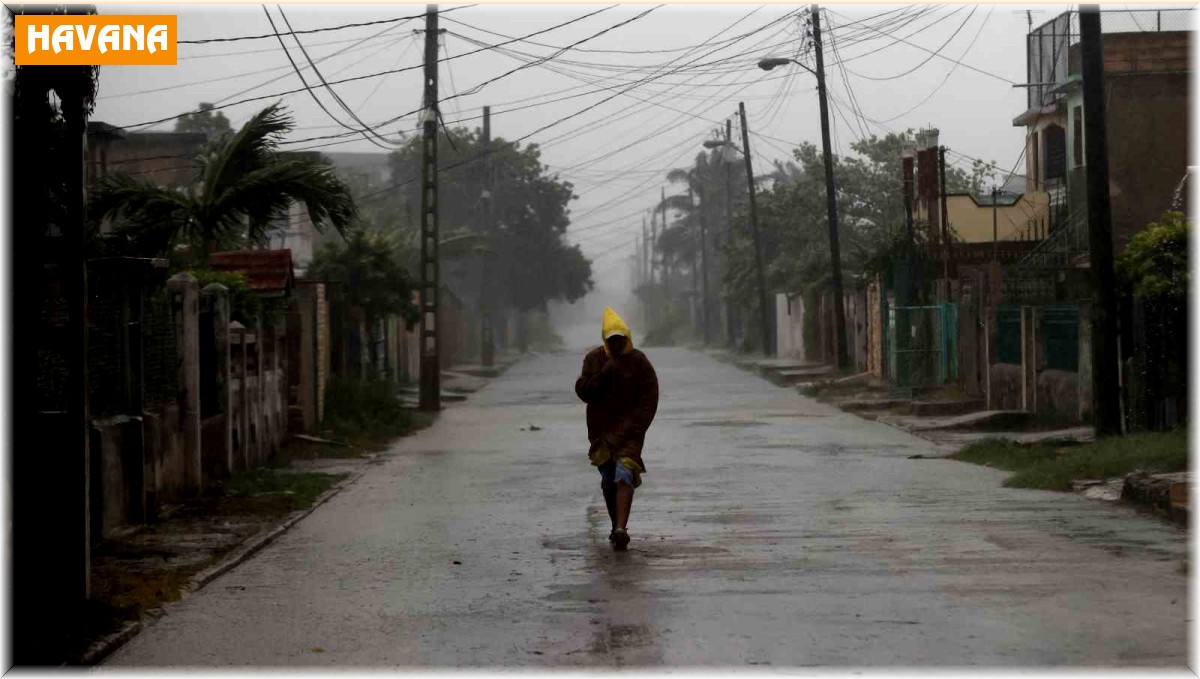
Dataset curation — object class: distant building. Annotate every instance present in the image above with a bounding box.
[265,151,395,275]
[909,128,1048,250]
[323,151,393,187]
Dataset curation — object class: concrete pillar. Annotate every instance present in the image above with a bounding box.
[255,315,265,467]
[202,283,232,479]
[296,283,319,432]
[168,273,201,496]
[273,316,284,449]
[233,322,249,472]
[1020,305,1037,413]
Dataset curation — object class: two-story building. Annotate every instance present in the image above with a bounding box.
[1013,8,1191,264]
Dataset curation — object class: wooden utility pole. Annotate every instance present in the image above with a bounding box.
[418,4,441,410]
[1080,5,1122,437]
[642,215,650,287]
[738,102,773,357]
[479,105,494,368]
[901,144,917,305]
[938,145,951,282]
[689,184,699,336]
[725,118,735,348]
[811,5,847,368]
[698,181,712,346]
[661,186,670,321]
[992,186,999,262]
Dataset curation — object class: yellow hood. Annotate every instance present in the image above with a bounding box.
[601,307,633,356]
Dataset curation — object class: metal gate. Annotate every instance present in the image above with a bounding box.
[887,304,958,392]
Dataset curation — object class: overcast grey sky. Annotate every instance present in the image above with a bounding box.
[92,2,1169,299]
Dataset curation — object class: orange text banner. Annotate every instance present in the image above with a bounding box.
[14,15,177,66]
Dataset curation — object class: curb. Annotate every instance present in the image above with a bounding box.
[82,466,369,666]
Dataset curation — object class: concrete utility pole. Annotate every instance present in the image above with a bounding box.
[480,105,494,369]
[811,5,847,369]
[418,4,441,410]
[738,102,773,357]
[1080,5,1122,437]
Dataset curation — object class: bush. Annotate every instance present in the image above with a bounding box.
[323,377,416,445]
[1117,211,1189,302]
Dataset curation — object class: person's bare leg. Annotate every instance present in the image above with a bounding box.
[615,482,634,530]
[602,482,618,533]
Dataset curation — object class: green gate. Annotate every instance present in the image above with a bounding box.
[1042,304,1080,372]
[995,305,1022,365]
[887,304,959,393]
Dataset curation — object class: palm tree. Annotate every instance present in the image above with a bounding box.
[91,103,356,263]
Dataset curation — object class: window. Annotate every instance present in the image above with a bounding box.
[1073,106,1083,167]
[1043,124,1066,181]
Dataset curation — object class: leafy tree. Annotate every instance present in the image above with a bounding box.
[90,104,356,264]
[175,102,232,141]
[715,131,995,315]
[306,227,420,371]
[1117,211,1189,302]
[382,128,593,313]
[306,228,420,329]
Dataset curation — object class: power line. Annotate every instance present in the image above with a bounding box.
[177,30,407,62]
[176,8,471,44]
[448,6,661,101]
[110,7,625,132]
[264,7,396,149]
[826,7,1016,85]
[842,6,976,82]
[273,5,404,148]
[855,5,992,126]
[545,11,800,174]
[101,20,409,101]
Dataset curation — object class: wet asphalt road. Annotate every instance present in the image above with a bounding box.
[102,348,1190,668]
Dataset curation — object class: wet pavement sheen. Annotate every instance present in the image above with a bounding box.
[102,348,1190,668]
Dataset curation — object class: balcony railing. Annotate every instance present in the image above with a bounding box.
[1026,8,1194,110]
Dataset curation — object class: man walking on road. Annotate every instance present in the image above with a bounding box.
[575,307,659,551]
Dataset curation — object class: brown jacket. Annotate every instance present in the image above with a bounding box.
[574,345,659,472]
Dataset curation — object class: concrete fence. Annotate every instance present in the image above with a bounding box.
[89,270,293,541]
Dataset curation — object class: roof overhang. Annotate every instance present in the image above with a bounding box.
[1048,74,1083,97]
[1012,100,1062,127]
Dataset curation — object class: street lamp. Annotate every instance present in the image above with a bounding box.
[757,56,815,76]
[754,4,849,371]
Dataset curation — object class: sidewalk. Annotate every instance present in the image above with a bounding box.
[710,348,1186,524]
[78,355,521,666]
